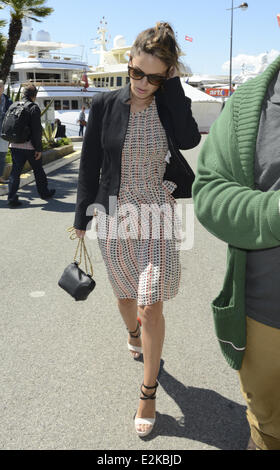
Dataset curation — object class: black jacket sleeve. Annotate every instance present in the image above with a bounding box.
[29,104,43,152]
[160,77,201,150]
[4,94,13,112]
[74,93,103,230]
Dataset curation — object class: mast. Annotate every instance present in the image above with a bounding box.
[21,17,33,42]
[91,17,109,67]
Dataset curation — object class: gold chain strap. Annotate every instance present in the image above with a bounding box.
[67,227,93,277]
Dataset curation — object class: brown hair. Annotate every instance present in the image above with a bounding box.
[23,84,38,99]
[130,22,183,74]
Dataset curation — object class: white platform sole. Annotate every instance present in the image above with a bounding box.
[127,342,142,358]
[134,417,156,437]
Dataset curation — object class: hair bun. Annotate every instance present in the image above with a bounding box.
[155,22,173,35]
[130,22,183,76]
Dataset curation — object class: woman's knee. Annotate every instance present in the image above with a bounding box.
[139,302,163,326]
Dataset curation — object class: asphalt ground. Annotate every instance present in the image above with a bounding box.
[0,137,250,450]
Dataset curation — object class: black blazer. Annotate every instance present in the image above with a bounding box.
[74,77,201,230]
[23,98,43,152]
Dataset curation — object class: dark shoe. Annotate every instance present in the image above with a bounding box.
[8,199,22,208]
[40,189,56,200]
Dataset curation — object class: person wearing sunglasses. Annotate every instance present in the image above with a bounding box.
[74,21,200,437]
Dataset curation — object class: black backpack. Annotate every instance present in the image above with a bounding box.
[1,101,34,143]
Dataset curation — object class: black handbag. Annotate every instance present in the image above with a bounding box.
[58,228,96,301]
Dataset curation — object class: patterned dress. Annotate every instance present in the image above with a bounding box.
[96,97,181,305]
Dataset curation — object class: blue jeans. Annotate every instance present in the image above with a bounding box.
[8,148,49,202]
[0,151,6,177]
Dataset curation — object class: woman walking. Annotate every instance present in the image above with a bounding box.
[74,22,200,437]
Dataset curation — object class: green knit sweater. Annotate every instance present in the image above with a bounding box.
[192,56,280,370]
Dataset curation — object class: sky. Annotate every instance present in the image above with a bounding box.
[1,0,280,76]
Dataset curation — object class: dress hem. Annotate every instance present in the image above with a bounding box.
[113,288,180,306]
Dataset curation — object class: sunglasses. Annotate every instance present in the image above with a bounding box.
[128,65,169,86]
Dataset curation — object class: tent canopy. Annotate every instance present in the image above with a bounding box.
[180,79,222,133]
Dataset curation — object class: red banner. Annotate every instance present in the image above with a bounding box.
[205,88,234,97]
[185,35,193,42]
[277,14,280,28]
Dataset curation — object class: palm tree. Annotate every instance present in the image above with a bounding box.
[0,20,6,64]
[0,6,7,63]
[0,0,53,83]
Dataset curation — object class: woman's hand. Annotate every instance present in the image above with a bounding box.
[75,229,86,239]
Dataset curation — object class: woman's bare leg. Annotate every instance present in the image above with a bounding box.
[117,298,142,358]
[136,300,165,432]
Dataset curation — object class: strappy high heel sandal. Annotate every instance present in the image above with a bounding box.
[135,381,159,437]
[127,318,142,359]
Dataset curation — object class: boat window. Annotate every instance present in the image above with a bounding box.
[71,100,79,110]
[126,76,130,84]
[63,100,70,110]
[110,77,114,87]
[10,72,19,84]
[44,100,51,107]
[27,73,36,81]
[54,100,62,110]
[116,77,122,87]
[27,72,61,83]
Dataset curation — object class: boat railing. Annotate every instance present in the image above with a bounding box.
[27,52,84,62]
[21,79,85,87]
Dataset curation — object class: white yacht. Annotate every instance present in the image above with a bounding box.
[233,53,270,85]
[88,17,131,90]
[7,18,223,135]
[8,18,107,136]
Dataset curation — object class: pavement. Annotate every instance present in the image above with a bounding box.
[0,141,83,197]
[0,136,250,450]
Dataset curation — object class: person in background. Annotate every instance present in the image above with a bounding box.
[0,80,12,184]
[192,55,280,450]
[7,84,55,207]
[53,119,66,138]
[78,106,86,137]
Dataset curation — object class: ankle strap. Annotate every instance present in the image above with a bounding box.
[140,381,158,400]
[142,382,158,390]
[127,320,141,338]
